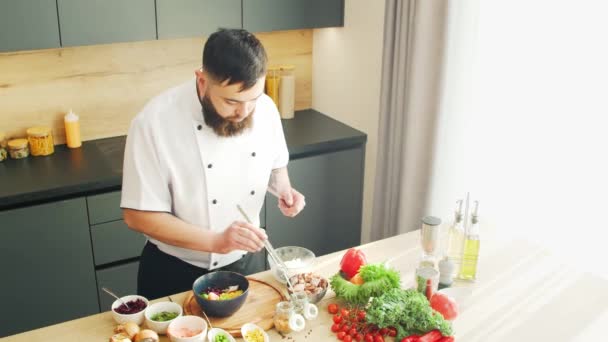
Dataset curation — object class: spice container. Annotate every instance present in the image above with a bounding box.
[26,126,54,156]
[265,66,280,108]
[278,65,295,119]
[421,216,442,258]
[438,256,455,289]
[8,138,30,159]
[265,65,296,119]
[291,291,318,320]
[416,265,439,300]
[273,301,305,334]
[0,132,7,162]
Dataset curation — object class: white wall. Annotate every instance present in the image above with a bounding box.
[428,0,608,276]
[312,0,386,243]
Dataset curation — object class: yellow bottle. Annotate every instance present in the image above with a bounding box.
[64,109,82,148]
[459,201,480,281]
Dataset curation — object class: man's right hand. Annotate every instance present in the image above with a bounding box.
[213,221,268,254]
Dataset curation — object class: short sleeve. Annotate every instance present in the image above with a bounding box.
[271,102,289,170]
[120,115,172,212]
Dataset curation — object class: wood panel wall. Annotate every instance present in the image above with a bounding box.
[0,30,312,145]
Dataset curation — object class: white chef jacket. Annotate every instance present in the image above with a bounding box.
[120,78,289,270]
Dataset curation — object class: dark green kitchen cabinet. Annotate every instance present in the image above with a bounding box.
[57,0,156,47]
[91,220,147,266]
[96,261,139,312]
[243,0,344,32]
[156,0,241,39]
[265,146,364,256]
[0,198,99,337]
[0,0,60,52]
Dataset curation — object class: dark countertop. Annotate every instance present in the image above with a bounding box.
[0,109,366,210]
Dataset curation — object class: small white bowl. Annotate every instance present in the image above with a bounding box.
[207,327,236,342]
[241,323,269,342]
[438,286,473,311]
[111,295,149,325]
[144,301,183,334]
[167,315,208,342]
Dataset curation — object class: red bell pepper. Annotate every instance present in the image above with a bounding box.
[418,330,443,342]
[340,248,367,279]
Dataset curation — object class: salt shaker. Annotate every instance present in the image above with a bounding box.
[438,256,455,289]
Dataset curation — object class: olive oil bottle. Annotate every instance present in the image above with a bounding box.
[459,201,480,281]
[446,200,465,268]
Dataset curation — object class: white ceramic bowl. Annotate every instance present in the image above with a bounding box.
[267,246,315,284]
[241,323,269,342]
[111,295,149,325]
[167,315,208,342]
[438,286,473,312]
[207,327,236,342]
[144,301,183,334]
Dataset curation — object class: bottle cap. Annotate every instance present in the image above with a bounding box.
[422,216,442,226]
[8,138,29,149]
[65,109,79,122]
[26,126,52,137]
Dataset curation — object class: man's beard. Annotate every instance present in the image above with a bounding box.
[201,95,253,137]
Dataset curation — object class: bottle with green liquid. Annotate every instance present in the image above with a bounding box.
[459,200,480,281]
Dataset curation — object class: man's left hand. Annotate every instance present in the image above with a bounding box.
[278,188,305,217]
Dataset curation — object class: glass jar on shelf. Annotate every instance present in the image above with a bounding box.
[26,126,54,156]
[0,132,7,162]
[8,138,30,159]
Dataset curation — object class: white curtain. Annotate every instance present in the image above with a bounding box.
[371,0,449,240]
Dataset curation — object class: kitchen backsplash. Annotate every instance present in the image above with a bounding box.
[0,30,312,145]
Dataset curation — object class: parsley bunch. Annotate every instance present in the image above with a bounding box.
[365,288,453,340]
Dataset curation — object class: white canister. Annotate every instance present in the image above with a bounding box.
[278,66,296,119]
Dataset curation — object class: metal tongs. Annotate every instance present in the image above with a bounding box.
[236,205,295,293]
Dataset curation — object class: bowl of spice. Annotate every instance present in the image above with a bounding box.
[111,295,149,325]
[144,301,183,334]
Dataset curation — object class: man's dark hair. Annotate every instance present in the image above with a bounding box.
[203,28,267,91]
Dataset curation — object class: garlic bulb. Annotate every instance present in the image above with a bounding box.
[109,332,132,342]
[134,329,159,342]
[114,322,140,339]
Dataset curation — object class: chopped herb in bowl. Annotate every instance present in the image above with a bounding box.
[150,311,179,322]
[214,334,230,342]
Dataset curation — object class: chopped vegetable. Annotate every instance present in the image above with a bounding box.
[418,330,443,342]
[244,328,264,342]
[199,285,243,301]
[366,288,452,340]
[350,272,364,285]
[150,311,179,322]
[340,248,367,279]
[114,299,147,314]
[214,334,230,342]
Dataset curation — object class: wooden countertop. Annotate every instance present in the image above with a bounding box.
[4,228,608,342]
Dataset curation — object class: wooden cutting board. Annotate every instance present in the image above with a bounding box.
[183,277,286,337]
